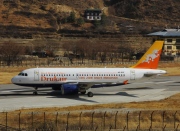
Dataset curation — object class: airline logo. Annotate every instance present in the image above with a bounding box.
[41,76,67,82]
[135,49,161,69]
[131,41,164,69]
[141,49,160,63]
[40,72,67,82]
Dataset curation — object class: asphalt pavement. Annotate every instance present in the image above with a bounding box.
[0,76,180,112]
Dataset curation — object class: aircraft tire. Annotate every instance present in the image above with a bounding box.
[33,92,38,95]
[81,91,86,94]
[87,92,93,97]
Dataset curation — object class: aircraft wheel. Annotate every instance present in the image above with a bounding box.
[81,91,86,95]
[33,91,38,95]
[87,92,93,97]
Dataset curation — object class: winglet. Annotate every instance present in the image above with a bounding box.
[131,41,164,69]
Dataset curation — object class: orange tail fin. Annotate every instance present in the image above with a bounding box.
[131,41,164,69]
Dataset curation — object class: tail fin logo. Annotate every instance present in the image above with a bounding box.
[142,49,160,64]
[131,41,164,69]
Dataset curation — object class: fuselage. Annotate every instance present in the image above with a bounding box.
[10,41,167,97]
[11,67,166,87]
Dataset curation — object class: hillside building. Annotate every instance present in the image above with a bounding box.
[84,9,102,21]
[148,28,180,56]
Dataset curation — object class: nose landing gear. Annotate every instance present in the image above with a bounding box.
[33,87,38,95]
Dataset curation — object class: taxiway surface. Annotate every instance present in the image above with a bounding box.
[0,76,180,112]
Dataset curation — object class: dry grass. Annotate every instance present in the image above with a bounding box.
[0,62,180,113]
[1,92,179,130]
[0,67,27,84]
[0,62,179,84]
[4,92,179,114]
[0,62,180,129]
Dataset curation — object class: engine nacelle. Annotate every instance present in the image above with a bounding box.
[61,84,79,95]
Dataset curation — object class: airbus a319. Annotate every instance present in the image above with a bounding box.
[11,41,166,97]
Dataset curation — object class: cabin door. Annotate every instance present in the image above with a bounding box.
[34,70,39,81]
[130,70,135,80]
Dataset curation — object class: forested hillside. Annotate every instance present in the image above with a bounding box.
[0,0,179,38]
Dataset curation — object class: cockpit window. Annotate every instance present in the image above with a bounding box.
[18,72,28,76]
[18,73,23,76]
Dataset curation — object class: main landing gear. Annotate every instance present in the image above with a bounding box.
[87,92,93,97]
[80,90,86,95]
[33,87,38,95]
[80,90,93,97]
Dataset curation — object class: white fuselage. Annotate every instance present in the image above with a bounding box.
[11,68,166,87]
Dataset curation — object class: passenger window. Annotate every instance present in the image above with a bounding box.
[25,73,28,76]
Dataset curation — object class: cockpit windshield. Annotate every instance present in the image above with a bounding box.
[18,72,28,76]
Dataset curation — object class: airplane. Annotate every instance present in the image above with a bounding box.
[11,41,166,97]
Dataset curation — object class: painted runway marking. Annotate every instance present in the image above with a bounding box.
[1,89,31,93]
[144,81,175,84]
[133,81,175,85]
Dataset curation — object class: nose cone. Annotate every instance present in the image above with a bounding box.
[11,76,18,84]
[11,77,15,84]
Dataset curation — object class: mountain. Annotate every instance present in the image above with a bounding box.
[0,0,179,38]
[110,0,180,25]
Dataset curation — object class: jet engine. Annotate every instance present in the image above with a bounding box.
[61,84,79,95]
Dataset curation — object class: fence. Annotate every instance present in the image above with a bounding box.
[0,57,178,68]
[0,110,180,131]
